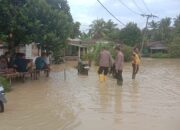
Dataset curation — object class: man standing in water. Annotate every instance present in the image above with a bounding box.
[132,47,141,79]
[115,45,124,85]
[98,47,112,82]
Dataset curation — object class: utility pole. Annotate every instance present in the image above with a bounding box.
[140,14,158,53]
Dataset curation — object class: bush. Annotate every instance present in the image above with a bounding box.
[88,42,132,65]
[89,43,114,65]
[168,37,180,58]
[151,53,170,58]
[122,45,132,62]
[0,76,11,92]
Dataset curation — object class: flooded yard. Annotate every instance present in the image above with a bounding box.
[0,58,180,130]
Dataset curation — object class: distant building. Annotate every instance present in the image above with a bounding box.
[0,40,8,56]
[65,38,96,60]
[16,43,41,61]
[0,44,8,56]
[146,41,168,54]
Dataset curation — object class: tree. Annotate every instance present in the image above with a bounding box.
[80,32,91,40]
[89,19,121,41]
[147,20,161,41]
[169,15,180,58]
[173,15,180,36]
[0,0,73,57]
[159,17,172,42]
[104,20,120,41]
[70,22,81,38]
[0,0,30,53]
[169,36,180,58]
[119,22,142,47]
[89,19,106,40]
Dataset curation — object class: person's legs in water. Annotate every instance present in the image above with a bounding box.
[116,70,123,86]
[103,67,109,81]
[135,64,139,74]
[98,66,104,82]
[132,64,136,79]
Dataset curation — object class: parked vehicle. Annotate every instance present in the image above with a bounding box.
[0,85,6,113]
[77,60,90,75]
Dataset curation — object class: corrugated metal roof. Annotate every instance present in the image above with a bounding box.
[147,41,167,50]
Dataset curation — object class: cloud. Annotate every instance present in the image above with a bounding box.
[68,0,107,6]
[68,0,180,30]
[73,14,96,25]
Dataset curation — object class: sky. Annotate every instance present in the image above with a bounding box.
[68,0,180,32]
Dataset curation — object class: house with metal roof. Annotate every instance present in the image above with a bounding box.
[65,38,96,60]
[146,41,168,54]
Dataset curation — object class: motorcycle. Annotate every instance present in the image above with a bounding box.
[0,85,6,113]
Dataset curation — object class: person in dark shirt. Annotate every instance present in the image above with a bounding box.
[35,52,49,70]
[14,53,28,72]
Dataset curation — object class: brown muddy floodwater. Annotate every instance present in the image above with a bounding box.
[0,58,180,130]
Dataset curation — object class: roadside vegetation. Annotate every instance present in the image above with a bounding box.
[83,43,132,66]
[0,76,11,92]
[0,0,179,61]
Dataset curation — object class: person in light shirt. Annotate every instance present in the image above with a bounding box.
[114,45,124,85]
[98,47,113,81]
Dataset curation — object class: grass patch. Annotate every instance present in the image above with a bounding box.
[0,76,11,92]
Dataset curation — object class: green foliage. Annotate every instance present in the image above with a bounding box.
[0,76,11,92]
[146,15,180,58]
[0,0,73,56]
[70,22,81,38]
[122,45,133,62]
[174,15,180,35]
[168,36,180,58]
[89,19,106,40]
[147,17,173,43]
[88,43,132,65]
[80,32,91,40]
[151,53,170,58]
[167,15,180,58]
[119,22,142,47]
[89,19,122,42]
[159,17,173,42]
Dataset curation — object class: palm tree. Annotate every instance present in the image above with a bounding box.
[174,15,180,35]
[149,20,159,30]
[159,17,172,42]
[148,20,160,41]
[89,19,106,40]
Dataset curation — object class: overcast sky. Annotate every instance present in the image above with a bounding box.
[68,0,180,32]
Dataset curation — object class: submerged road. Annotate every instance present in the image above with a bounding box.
[0,59,180,130]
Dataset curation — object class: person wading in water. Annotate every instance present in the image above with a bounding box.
[98,47,112,82]
[114,45,124,85]
[132,47,141,79]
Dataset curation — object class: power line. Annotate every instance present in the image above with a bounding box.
[97,0,125,26]
[132,0,146,14]
[141,14,158,19]
[141,0,151,13]
[117,0,140,15]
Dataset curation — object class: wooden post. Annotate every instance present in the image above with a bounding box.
[78,46,81,60]
[64,68,66,81]
[63,47,66,81]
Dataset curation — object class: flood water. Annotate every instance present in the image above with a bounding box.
[0,58,180,130]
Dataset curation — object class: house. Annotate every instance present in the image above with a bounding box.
[0,40,40,62]
[0,44,8,56]
[146,41,168,54]
[65,38,96,60]
[15,43,41,61]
